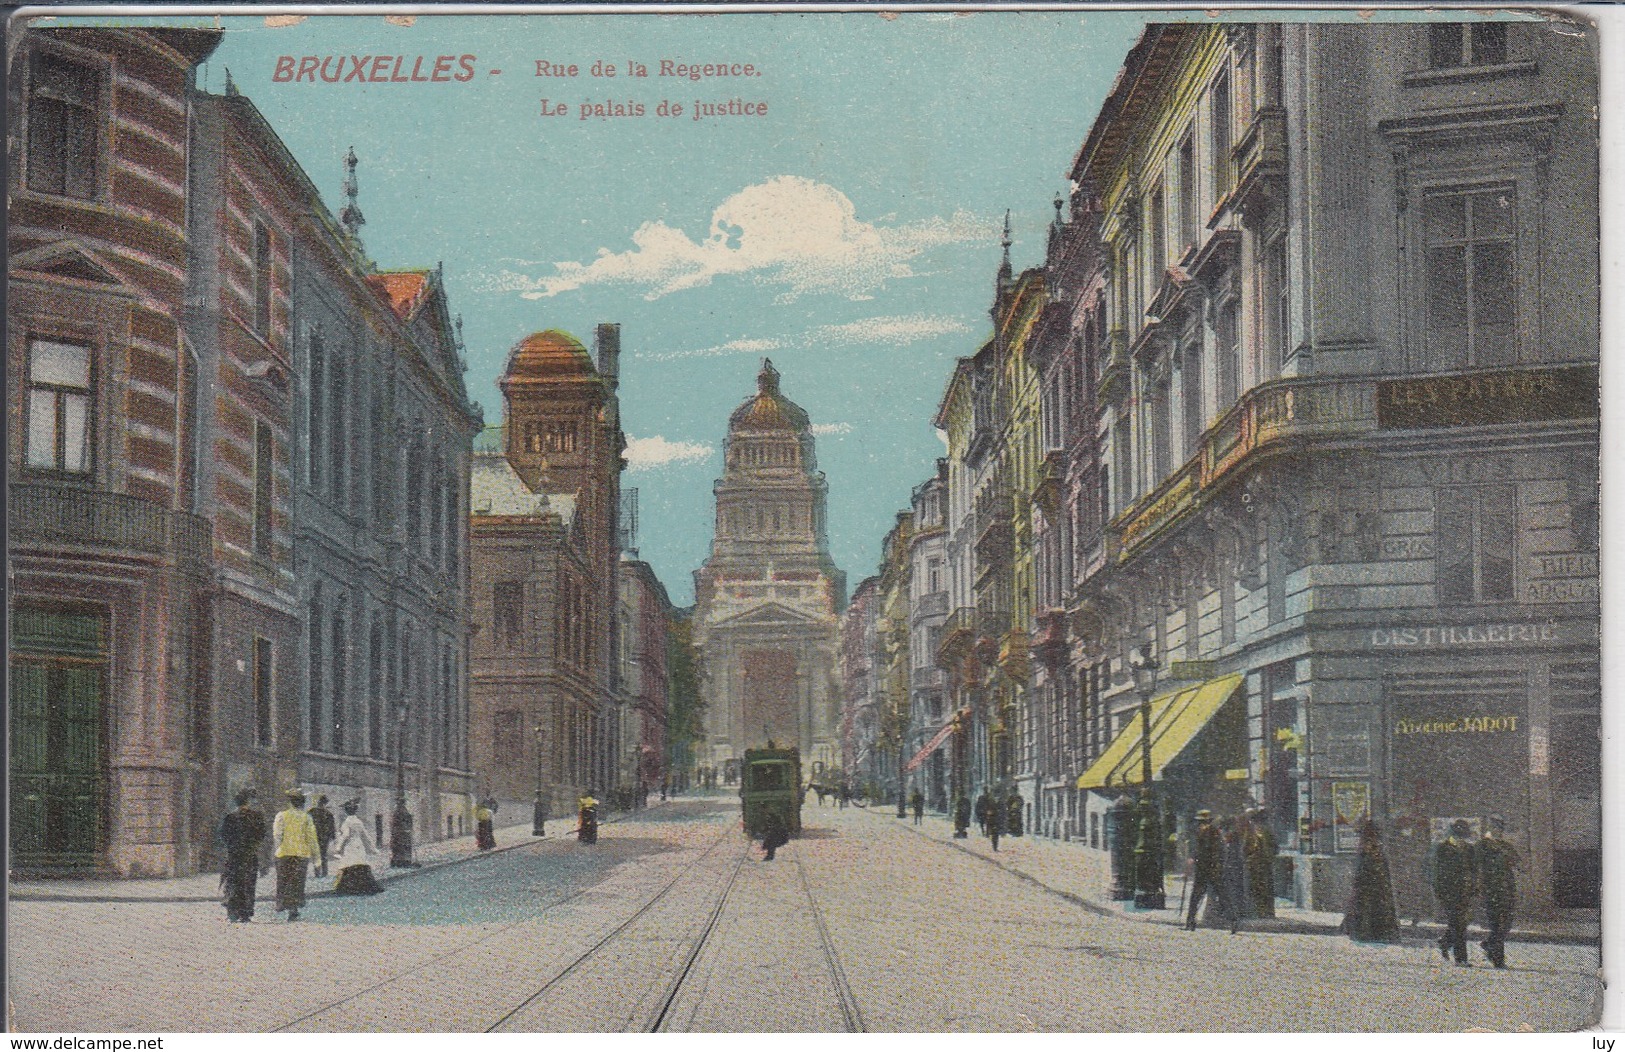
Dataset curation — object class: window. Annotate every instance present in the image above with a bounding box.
[27,51,100,199]
[1437,484,1516,604]
[928,558,942,594]
[329,355,347,499]
[369,619,384,758]
[254,637,274,748]
[1148,367,1171,483]
[1148,188,1167,289]
[253,421,274,556]
[545,422,577,453]
[1181,331,1205,457]
[1429,23,1507,69]
[1424,188,1516,368]
[494,582,524,647]
[26,339,93,474]
[308,593,324,751]
[1216,300,1241,408]
[495,711,522,766]
[252,221,272,337]
[1211,72,1232,202]
[1178,134,1197,253]
[1267,233,1291,368]
[331,614,348,753]
[307,330,325,487]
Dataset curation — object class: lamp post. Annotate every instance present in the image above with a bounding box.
[1130,644,1164,908]
[532,724,548,836]
[390,702,417,868]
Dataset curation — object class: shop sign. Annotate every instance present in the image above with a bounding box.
[1393,714,1520,735]
[1369,622,1559,648]
[1524,551,1599,603]
[1332,781,1370,854]
[1376,364,1597,430]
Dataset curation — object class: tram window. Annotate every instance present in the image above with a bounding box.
[752,765,784,790]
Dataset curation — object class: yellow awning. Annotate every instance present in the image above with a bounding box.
[1075,673,1244,790]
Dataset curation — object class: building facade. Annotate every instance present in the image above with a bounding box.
[903,462,951,811]
[467,327,625,812]
[1052,21,1598,913]
[692,361,846,776]
[617,553,673,802]
[838,577,881,789]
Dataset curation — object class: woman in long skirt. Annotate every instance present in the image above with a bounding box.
[332,799,386,895]
[475,799,496,850]
[577,794,600,844]
[1340,819,1401,942]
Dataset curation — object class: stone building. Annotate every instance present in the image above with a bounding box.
[902,461,952,811]
[617,553,673,801]
[1051,21,1598,913]
[8,26,223,875]
[691,361,846,776]
[468,327,625,811]
[838,577,881,788]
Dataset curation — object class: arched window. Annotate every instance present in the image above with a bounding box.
[308,587,324,751]
[331,609,347,753]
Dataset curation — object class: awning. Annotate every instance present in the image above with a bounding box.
[903,709,967,773]
[1075,673,1243,790]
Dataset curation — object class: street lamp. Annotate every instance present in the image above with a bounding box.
[391,702,417,868]
[532,724,548,836]
[1130,644,1164,908]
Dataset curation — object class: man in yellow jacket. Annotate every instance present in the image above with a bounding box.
[273,789,320,921]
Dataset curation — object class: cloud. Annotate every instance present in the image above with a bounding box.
[653,312,971,362]
[811,423,853,436]
[623,435,714,471]
[476,176,997,302]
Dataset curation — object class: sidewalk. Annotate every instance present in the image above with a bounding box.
[867,806,1600,948]
[8,802,665,904]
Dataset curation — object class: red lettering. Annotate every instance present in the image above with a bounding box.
[370,56,391,82]
[410,56,428,82]
[431,55,453,81]
[296,56,319,83]
[343,55,369,83]
[391,56,409,82]
[273,55,295,82]
[456,54,476,82]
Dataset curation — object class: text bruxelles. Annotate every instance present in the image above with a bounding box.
[273,54,477,83]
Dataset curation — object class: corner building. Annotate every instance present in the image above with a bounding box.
[692,361,845,777]
[1046,22,1597,915]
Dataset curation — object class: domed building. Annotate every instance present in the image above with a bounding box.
[468,325,626,811]
[692,361,846,781]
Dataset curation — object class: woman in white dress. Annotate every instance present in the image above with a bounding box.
[332,799,385,895]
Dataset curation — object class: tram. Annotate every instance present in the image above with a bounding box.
[739,743,803,839]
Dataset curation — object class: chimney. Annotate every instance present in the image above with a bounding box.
[595,323,621,389]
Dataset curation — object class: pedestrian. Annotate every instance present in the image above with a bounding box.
[1245,807,1277,918]
[974,790,992,837]
[758,807,790,861]
[953,794,971,838]
[1218,815,1248,933]
[837,781,849,809]
[577,792,600,844]
[1339,819,1400,942]
[815,783,827,807]
[220,788,266,923]
[1433,818,1477,966]
[987,792,1004,852]
[273,788,320,922]
[332,799,385,896]
[1006,792,1024,837]
[910,788,924,825]
[1477,814,1520,969]
[1184,809,1222,931]
[308,794,336,878]
[474,798,496,850]
[660,778,669,802]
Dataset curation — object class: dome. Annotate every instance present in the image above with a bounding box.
[504,329,593,380]
[728,359,810,432]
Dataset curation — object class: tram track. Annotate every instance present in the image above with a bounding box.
[794,854,865,1032]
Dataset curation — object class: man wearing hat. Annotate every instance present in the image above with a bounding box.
[308,795,336,878]
[1184,809,1223,930]
[273,789,321,921]
[220,788,267,923]
[1477,815,1520,968]
[1432,818,1478,965]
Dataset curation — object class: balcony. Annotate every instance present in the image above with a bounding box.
[1096,329,1130,404]
[935,607,976,666]
[911,666,944,692]
[10,484,213,569]
[974,489,1014,564]
[912,591,950,620]
[1032,450,1066,515]
[998,628,1030,682]
[1233,106,1288,213]
[975,607,1011,658]
[1030,609,1071,668]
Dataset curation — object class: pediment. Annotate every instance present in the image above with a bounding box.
[11,242,133,291]
[712,601,822,629]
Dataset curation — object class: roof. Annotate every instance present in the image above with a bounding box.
[469,451,576,523]
[1070,24,1189,184]
[366,271,432,320]
[1075,674,1243,790]
[504,329,595,381]
[729,359,810,433]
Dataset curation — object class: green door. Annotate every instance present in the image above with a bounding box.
[10,608,108,868]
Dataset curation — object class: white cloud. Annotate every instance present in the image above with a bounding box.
[652,312,971,362]
[477,176,997,302]
[623,435,714,471]
[811,423,853,436]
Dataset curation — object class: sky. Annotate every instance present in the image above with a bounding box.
[84,10,1158,603]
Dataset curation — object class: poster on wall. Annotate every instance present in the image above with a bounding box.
[1331,781,1371,854]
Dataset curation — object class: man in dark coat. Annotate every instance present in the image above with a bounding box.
[758,808,790,861]
[987,791,1004,852]
[910,789,925,825]
[1184,809,1222,931]
[1006,793,1024,837]
[974,790,993,837]
[1477,814,1520,969]
[1245,807,1278,918]
[1433,818,1477,965]
[308,795,336,878]
[220,789,267,923]
[953,795,971,838]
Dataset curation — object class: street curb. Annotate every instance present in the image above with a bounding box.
[882,810,1600,948]
[9,802,674,906]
